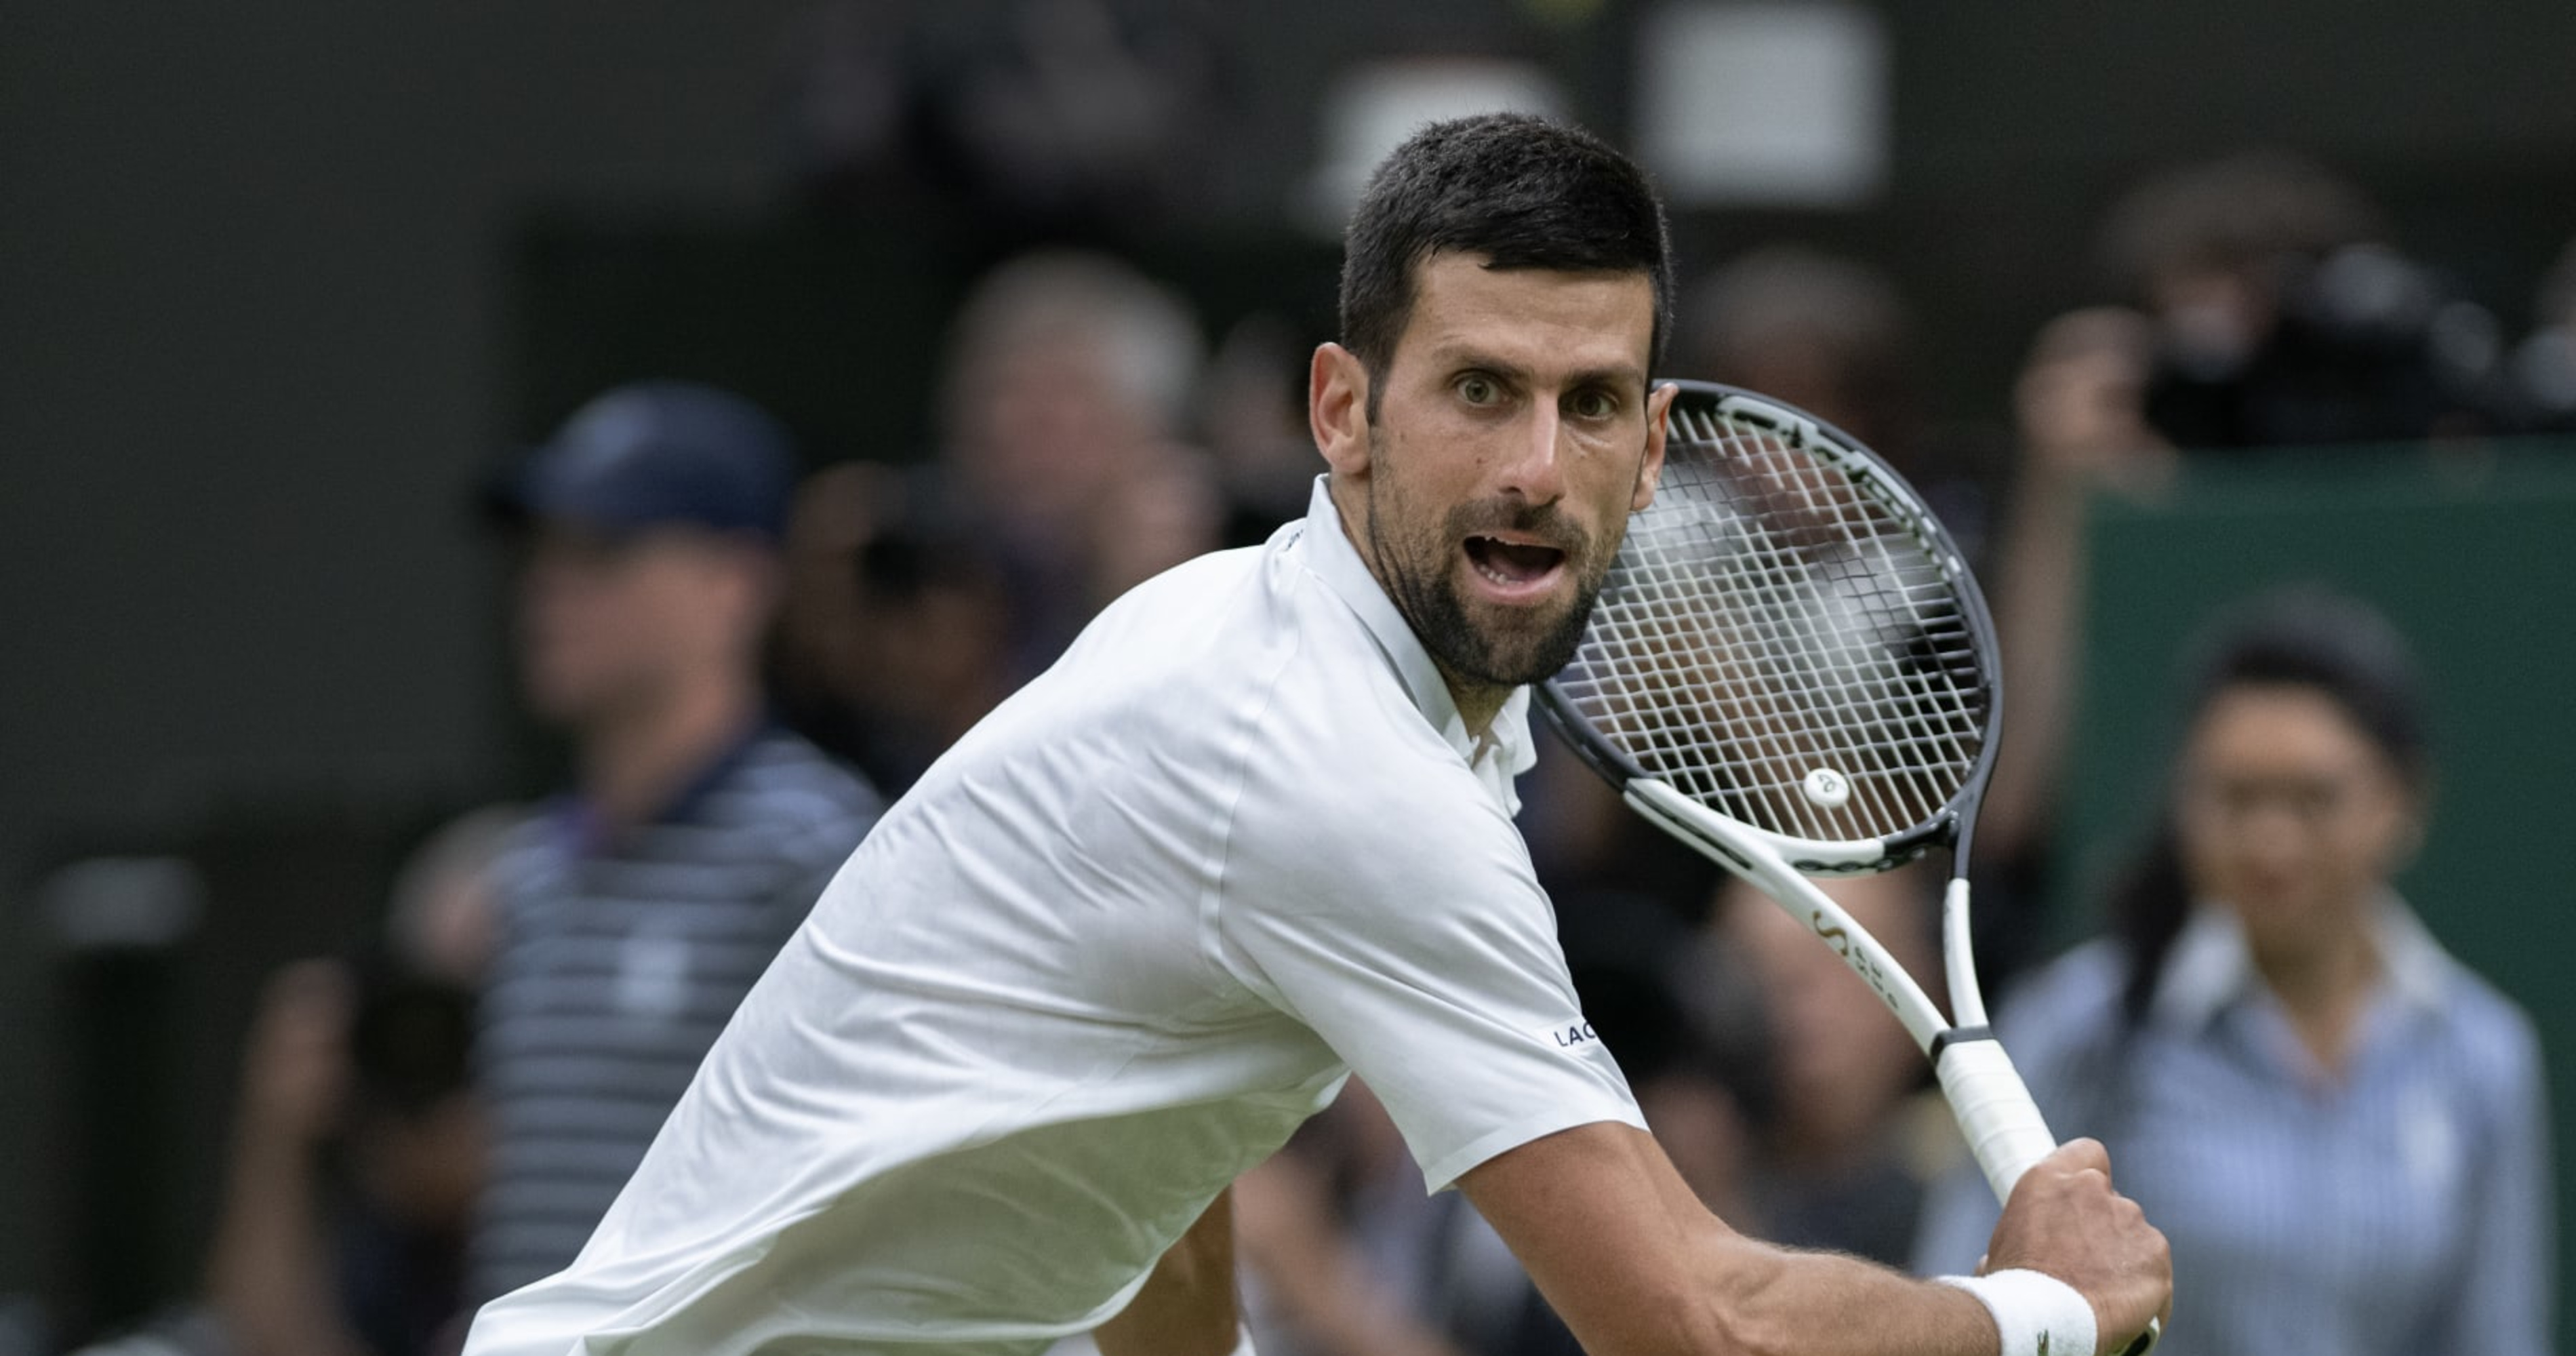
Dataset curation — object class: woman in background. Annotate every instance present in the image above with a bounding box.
[1914,587,2552,1355]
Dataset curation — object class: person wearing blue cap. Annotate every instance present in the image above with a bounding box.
[463,381,883,1303]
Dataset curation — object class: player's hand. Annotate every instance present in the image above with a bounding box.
[1983,1138,2171,1355]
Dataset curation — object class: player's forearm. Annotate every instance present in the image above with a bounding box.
[1474,1125,2007,1356]
[1689,1235,2001,1356]
[1095,1190,1241,1356]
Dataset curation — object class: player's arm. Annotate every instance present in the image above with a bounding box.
[1095,1188,1241,1356]
[1461,1121,2168,1356]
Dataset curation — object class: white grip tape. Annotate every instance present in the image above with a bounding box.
[1935,1036,2059,1205]
[1937,1269,2097,1356]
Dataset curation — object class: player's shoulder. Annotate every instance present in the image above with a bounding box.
[1222,712,1530,930]
[1072,525,1447,755]
[2413,936,2546,1094]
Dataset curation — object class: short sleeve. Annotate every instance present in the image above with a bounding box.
[1217,752,1645,1192]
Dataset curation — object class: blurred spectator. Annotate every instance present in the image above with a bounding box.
[1683,245,1920,460]
[1680,245,1993,567]
[384,807,521,989]
[1983,157,2527,949]
[930,249,1224,679]
[2508,233,2576,432]
[2097,149,2505,450]
[207,964,484,1356]
[1719,870,1947,1267]
[1234,1086,1480,1356]
[466,382,882,1300]
[74,962,485,1356]
[1915,587,2554,1356]
[1975,306,2177,904]
[773,463,1018,794]
[1202,312,1331,549]
[778,0,1228,236]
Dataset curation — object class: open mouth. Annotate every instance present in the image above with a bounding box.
[1463,534,1568,599]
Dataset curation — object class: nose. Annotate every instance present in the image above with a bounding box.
[1500,400,1569,505]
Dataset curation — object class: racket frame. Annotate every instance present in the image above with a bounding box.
[1539,382,2158,1353]
[1536,380,2055,1201]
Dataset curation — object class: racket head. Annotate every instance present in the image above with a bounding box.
[1538,380,2003,874]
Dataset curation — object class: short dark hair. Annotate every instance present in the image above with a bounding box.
[2183,583,2428,785]
[1339,113,1674,392]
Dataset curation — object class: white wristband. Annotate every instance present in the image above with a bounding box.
[1936,1269,2096,1356]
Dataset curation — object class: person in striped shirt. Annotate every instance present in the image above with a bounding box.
[464,381,883,1301]
[1914,586,2554,1354]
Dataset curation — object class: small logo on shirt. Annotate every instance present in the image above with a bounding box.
[616,932,693,1020]
[1553,1020,1599,1048]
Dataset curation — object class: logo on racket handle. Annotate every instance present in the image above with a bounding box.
[1800,766,1851,808]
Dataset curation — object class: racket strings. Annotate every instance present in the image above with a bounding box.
[1558,404,1990,843]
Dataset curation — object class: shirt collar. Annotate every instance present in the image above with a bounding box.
[551,717,776,853]
[1292,476,1538,785]
[2149,892,2453,1034]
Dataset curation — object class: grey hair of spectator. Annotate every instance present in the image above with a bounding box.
[2097,148,2386,299]
[938,249,1205,441]
[1682,245,1917,445]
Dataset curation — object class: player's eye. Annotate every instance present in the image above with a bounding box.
[1456,373,1502,407]
[1567,388,1619,421]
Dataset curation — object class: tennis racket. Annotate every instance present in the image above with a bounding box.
[1535,380,2156,1355]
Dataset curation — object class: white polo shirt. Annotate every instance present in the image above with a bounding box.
[462,477,1644,1356]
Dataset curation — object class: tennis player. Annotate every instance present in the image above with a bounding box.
[462,113,2169,1356]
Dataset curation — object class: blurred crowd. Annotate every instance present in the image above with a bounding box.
[44,20,2573,1356]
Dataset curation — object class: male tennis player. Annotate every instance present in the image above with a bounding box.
[463,113,2169,1356]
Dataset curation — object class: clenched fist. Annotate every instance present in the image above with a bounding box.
[1984,1138,2171,1355]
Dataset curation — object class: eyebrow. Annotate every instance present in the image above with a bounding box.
[1434,347,1649,392]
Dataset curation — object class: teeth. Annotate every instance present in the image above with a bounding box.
[1465,535,1561,591]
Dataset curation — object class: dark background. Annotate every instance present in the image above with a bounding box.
[6,0,2575,1345]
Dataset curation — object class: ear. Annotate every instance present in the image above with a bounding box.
[1632,381,1676,512]
[1309,342,1373,482]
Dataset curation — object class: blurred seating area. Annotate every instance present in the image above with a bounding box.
[5,3,2574,1355]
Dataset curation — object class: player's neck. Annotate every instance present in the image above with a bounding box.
[578,672,762,827]
[1436,660,1512,739]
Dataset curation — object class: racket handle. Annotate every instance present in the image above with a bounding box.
[1935,1033,2057,1203]
[1935,1034,2162,1355]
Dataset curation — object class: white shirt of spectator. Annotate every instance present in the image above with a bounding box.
[462,477,1643,1356]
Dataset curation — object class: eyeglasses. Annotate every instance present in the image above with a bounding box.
[2175,773,2377,833]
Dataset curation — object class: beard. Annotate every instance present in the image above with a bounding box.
[1363,461,1616,690]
